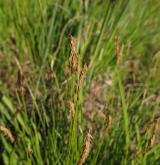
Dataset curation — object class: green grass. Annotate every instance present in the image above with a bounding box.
[0,0,160,164]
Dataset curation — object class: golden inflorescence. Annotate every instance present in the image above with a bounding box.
[77,131,93,165]
[68,36,93,165]
[115,35,124,65]
[68,35,92,117]
[0,125,15,143]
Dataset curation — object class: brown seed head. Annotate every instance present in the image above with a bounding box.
[0,125,15,143]
[79,58,92,87]
[76,58,92,100]
[77,131,93,165]
[100,116,111,142]
[69,35,77,74]
[76,54,81,74]
[115,35,124,65]
[145,117,160,152]
[68,101,75,119]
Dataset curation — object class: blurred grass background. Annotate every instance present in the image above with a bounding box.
[0,0,160,164]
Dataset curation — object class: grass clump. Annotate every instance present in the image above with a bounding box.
[0,0,160,164]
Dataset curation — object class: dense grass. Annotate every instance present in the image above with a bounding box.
[0,0,160,164]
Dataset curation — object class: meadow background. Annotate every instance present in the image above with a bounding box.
[0,0,160,164]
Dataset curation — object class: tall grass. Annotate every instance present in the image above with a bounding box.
[0,0,160,164]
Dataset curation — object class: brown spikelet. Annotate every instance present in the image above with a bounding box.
[68,101,75,119]
[77,131,93,165]
[0,125,15,143]
[115,35,124,65]
[100,116,112,142]
[79,58,92,87]
[70,35,77,55]
[76,58,92,99]
[69,35,82,76]
[79,64,88,87]
[69,35,77,74]
[145,116,160,152]
[149,121,158,147]
[76,54,81,74]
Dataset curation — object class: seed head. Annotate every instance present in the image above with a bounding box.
[115,35,124,65]
[68,101,75,119]
[0,125,15,143]
[77,130,93,165]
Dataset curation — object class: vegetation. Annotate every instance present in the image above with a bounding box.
[0,0,160,164]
